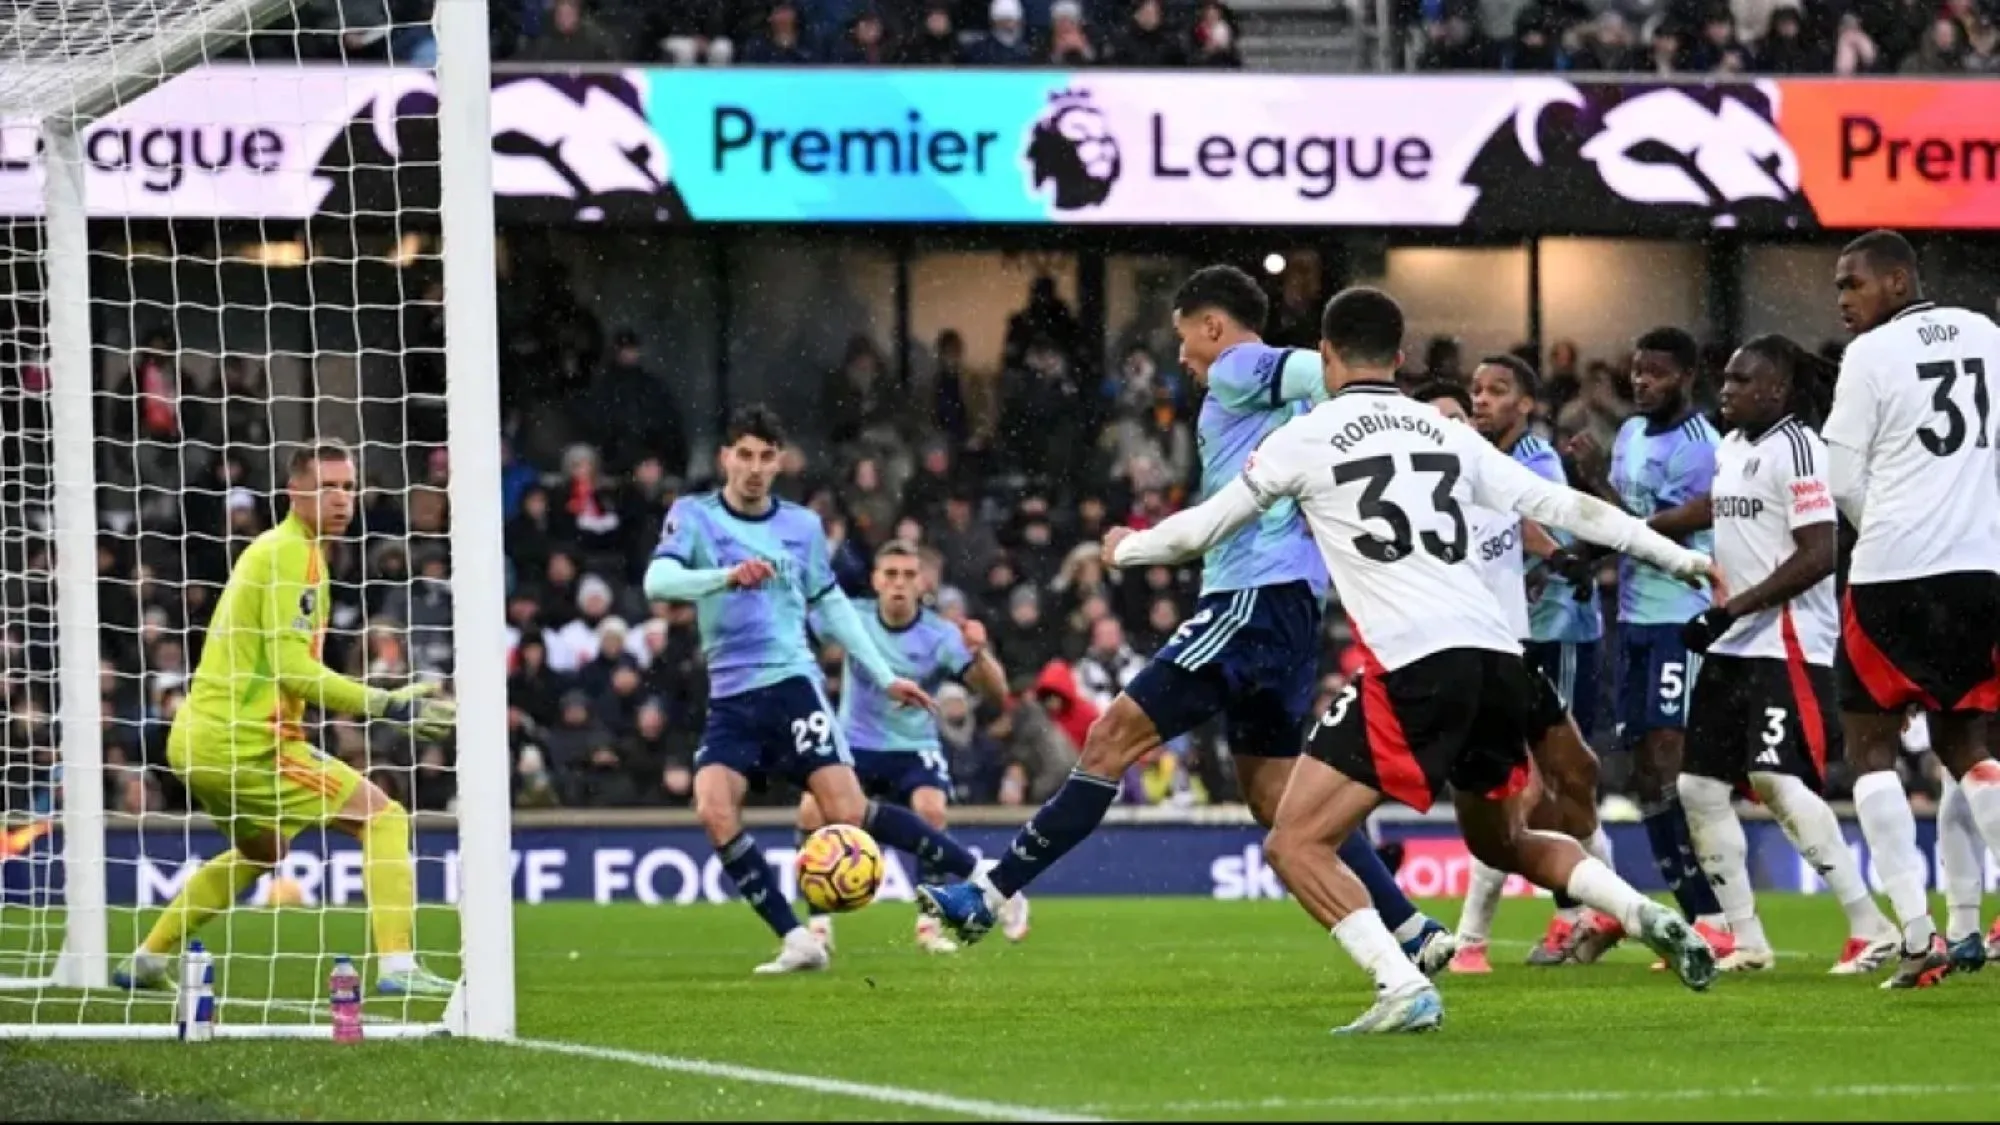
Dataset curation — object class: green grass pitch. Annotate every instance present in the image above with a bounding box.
[3,895,1996,1121]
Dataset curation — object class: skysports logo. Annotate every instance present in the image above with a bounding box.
[1025,89,1122,212]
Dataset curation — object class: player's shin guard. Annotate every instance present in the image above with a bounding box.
[1337,831,1420,935]
[1640,794,1723,920]
[363,803,418,970]
[1937,775,1986,941]
[864,801,977,880]
[1852,770,1935,949]
[1751,771,1892,940]
[142,847,265,956]
[1677,773,1763,951]
[987,769,1119,898]
[719,832,802,938]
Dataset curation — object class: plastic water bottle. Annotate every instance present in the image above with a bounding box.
[328,956,363,1043]
[177,941,215,1042]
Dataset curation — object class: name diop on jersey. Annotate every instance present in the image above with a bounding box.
[1713,496,1767,521]
[1327,410,1447,454]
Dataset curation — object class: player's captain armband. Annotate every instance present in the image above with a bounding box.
[1789,478,1833,519]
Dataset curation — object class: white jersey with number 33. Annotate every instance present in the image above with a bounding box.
[1241,384,1567,670]
[1823,302,2000,584]
[1708,419,1838,665]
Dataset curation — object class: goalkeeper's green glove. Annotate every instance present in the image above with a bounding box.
[375,682,458,741]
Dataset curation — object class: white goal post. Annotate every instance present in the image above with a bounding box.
[0,0,513,1039]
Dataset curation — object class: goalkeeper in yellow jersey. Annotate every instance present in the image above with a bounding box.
[113,441,458,997]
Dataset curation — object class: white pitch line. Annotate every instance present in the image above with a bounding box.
[1086,1082,2000,1115]
[510,1037,1105,1124]
[236,999,1102,1122]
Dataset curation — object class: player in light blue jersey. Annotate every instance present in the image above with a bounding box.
[796,541,1012,955]
[1563,328,1734,964]
[644,406,988,975]
[921,267,1453,971]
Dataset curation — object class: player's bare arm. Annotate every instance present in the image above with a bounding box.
[1648,495,1714,541]
[957,619,1010,703]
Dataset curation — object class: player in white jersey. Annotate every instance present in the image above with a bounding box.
[1663,335,1899,975]
[1823,229,2000,989]
[1413,376,1618,975]
[1106,288,1721,1034]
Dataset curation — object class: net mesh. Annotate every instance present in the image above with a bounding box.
[0,0,464,1034]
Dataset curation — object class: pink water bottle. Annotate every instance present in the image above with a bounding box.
[329,956,363,1043]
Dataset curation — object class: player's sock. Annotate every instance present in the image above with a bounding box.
[1936,775,1985,941]
[361,803,419,969]
[1583,825,1614,868]
[1456,859,1504,945]
[1851,770,1935,949]
[1678,773,1764,950]
[718,831,802,938]
[917,851,953,888]
[1641,794,1722,920]
[1563,856,1651,936]
[141,847,264,956]
[1331,908,1427,994]
[1751,770,1892,940]
[1336,831,1419,934]
[987,769,1120,898]
[864,801,977,880]
[1944,760,2000,936]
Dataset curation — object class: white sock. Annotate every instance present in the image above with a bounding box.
[973,869,1007,913]
[1583,825,1614,867]
[1752,771,1892,941]
[1851,770,1935,950]
[1937,774,1985,941]
[1390,913,1429,946]
[1564,856,1650,935]
[379,951,417,975]
[131,948,169,972]
[1456,860,1505,945]
[1332,909,1428,994]
[1678,773,1765,950]
[1955,761,2000,937]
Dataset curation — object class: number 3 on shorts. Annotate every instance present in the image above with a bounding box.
[792,711,834,756]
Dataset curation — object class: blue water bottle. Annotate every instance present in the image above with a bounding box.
[178,940,215,1042]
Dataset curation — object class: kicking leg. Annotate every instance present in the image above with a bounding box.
[905,785,973,951]
[1261,754,1440,1035]
[1526,720,1602,964]
[920,694,1160,943]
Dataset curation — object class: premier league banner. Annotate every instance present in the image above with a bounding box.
[0,67,1993,231]
[3,819,1993,908]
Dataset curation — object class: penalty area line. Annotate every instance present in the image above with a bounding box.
[510,1037,1107,1124]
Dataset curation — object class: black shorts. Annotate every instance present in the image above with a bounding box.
[1840,572,2000,714]
[1685,653,1839,791]
[1526,664,1569,741]
[1307,647,1533,814]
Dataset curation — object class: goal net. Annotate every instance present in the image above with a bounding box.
[0,0,514,1039]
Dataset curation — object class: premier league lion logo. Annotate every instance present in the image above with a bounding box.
[1024,89,1121,212]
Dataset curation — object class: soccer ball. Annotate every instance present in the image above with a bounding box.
[795,825,885,914]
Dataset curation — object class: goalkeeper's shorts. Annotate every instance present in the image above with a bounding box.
[168,717,364,842]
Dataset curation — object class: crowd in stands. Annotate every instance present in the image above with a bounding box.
[251,0,1243,69]
[1416,0,2000,75]
[0,259,1956,822]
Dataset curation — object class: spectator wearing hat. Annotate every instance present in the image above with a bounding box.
[1046,0,1097,60]
[966,0,1035,61]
